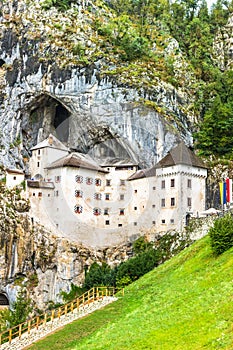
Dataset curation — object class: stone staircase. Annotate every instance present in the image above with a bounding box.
[0,296,117,350]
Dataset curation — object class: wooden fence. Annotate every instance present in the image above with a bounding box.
[0,286,123,346]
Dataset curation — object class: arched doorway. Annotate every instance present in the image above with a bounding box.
[0,293,9,309]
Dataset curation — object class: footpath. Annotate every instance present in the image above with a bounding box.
[0,296,117,350]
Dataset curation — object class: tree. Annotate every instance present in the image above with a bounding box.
[6,289,32,327]
[209,213,233,255]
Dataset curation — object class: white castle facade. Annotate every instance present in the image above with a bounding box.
[25,135,207,248]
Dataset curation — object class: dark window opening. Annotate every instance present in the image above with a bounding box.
[119,209,125,215]
[0,59,6,67]
[105,220,110,225]
[171,197,175,206]
[171,179,175,187]
[162,219,166,224]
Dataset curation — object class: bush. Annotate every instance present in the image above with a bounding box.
[209,213,233,255]
[6,289,32,327]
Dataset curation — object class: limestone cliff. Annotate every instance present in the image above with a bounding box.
[0,0,198,170]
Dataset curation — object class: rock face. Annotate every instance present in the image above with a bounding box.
[0,182,133,309]
[0,0,196,170]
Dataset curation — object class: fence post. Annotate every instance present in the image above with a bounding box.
[76,297,80,310]
[28,320,31,335]
[51,310,55,323]
[9,329,12,344]
[44,312,47,326]
[58,308,61,319]
[97,287,99,299]
[19,324,22,339]
[88,290,90,305]
[36,316,40,329]
[122,288,124,296]
[65,305,68,316]
[71,302,74,313]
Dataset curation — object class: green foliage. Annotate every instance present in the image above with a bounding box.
[83,262,117,290]
[6,289,32,327]
[0,309,10,332]
[41,0,74,11]
[60,283,84,303]
[132,236,153,254]
[209,213,233,255]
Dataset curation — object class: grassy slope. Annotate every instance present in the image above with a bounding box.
[28,236,233,350]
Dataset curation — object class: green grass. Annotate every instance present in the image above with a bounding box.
[28,236,233,350]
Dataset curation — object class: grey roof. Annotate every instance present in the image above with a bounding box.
[46,153,108,173]
[6,168,24,175]
[27,180,55,189]
[155,142,207,169]
[128,167,157,181]
[128,142,206,181]
[100,158,138,167]
[31,134,68,152]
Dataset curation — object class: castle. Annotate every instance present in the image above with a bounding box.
[22,134,207,248]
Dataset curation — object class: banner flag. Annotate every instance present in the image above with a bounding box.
[219,182,223,205]
[226,178,232,203]
[223,182,227,204]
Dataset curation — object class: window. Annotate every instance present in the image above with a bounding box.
[105,193,110,200]
[75,175,83,183]
[153,186,156,190]
[120,194,124,200]
[170,219,174,224]
[86,177,93,185]
[162,219,166,224]
[120,179,126,186]
[134,207,137,210]
[161,198,165,207]
[152,204,155,208]
[152,221,156,225]
[134,222,137,226]
[134,189,138,193]
[187,197,192,207]
[171,197,175,206]
[104,208,109,215]
[55,176,61,183]
[187,179,192,188]
[93,208,101,216]
[161,180,165,189]
[33,193,35,196]
[171,179,175,187]
[105,220,110,225]
[13,176,16,180]
[37,162,40,167]
[94,193,102,200]
[38,149,40,155]
[119,209,125,216]
[74,205,83,214]
[38,192,42,197]
[106,179,111,186]
[118,224,122,227]
[75,190,83,198]
[48,194,50,197]
[95,178,101,186]
[54,190,59,197]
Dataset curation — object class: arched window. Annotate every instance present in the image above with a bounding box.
[75,175,83,183]
[75,190,83,198]
[74,205,83,214]
[0,293,9,306]
[93,208,101,216]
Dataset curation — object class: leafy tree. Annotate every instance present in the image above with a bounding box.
[6,289,32,327]
[83,262,117,290]
[209,213,233,255]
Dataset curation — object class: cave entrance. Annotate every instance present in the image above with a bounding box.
[25,94,70,148]
[0,59,5,67]
[0,293,9,309]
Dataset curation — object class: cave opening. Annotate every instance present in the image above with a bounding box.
[54,103,70,143]
[0,59,5,67]
[0,293,9,308]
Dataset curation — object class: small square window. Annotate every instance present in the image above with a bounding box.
[134,189,138,193]
[104,208,109,215]
[74,205,83,214]
[161,180,165,189]
[38,192,42,197]
[152,204,155,208]
[187,197,192,207]
[118,224,122,227]
[161,198,165,207]
[105,220,110,225]
[120,194,124,200]
[93,208,101,216]
[95,178,101,186]
[134,222,137,226]
[75,190,83,198]
[171,197,175,206]
[33,193,35,196]
[94,193,102,200]
[106,179,111,186]
[152,221,156,225]
[13,176,16,180]
[120,179,126,186]
[86,177,93,185]
[171,179,175,187]
[134,207,137,210]
[170,219,174,224]
[105,193,110,200]
[75,175,83,184]
[187,179,192,188]
[48,194,50,197]
[153,186,156,190]
[162,219,166,224]
[119,209,125,215]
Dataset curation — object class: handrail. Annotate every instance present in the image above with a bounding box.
[0,286,123,346]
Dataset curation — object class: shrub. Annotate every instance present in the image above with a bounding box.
[209,213,233,255]
[60,283,84,303]
[6,289,32,327]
